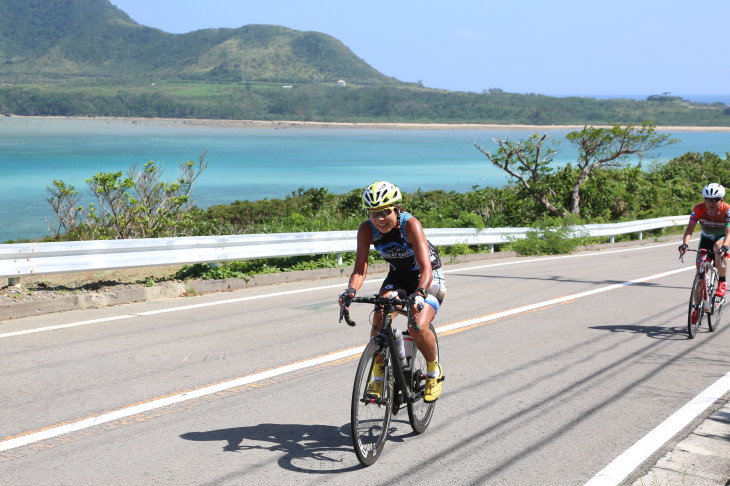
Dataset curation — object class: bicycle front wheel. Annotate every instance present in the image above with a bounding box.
[688,273,706,339]
[407,323,438,434]
[351,340,393,467]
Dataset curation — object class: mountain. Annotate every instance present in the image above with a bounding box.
[0,0,397,85]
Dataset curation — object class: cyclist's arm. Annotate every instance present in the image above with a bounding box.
[722,224,730,255]
[405,216,433,292]
[682,219,698,247]
[347,221,373,293]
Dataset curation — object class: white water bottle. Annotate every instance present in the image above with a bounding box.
[393,329,407,368]
[403,330,414,368]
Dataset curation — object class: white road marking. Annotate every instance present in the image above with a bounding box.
[0,346,365,453]
[0,315,135,338]
[0,253,701,454]
[438,266,692,334]
[0,240,688,339]
[585,371,730,486]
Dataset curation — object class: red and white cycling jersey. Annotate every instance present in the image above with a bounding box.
[690,201,730,239]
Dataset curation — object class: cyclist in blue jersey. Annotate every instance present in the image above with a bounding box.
[339,181,446,402]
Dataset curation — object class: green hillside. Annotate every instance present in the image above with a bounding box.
[0,0,395,85]
[0,0,728,126]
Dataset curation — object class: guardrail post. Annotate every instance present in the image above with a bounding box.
[8,277,21,287]
[610,236,615,244]
[488,244,494,253]
[638,231,643,240]
[336,252,343,265]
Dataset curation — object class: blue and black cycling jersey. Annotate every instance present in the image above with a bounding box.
[369,211,442,272]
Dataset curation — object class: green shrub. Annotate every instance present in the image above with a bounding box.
[506,215,588,255]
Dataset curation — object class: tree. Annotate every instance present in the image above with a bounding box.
[474,133,564,216]
[46,152,208,240]
[475,121,677,216]
[45,179,82,238]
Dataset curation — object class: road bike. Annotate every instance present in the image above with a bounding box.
[681,249,725,338]
[339,293,440,466]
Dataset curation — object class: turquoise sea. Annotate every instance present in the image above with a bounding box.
[1,116,729,242]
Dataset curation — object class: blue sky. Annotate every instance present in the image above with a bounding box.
[110,0,729,100]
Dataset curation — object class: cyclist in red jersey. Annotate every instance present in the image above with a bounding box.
[678,183,730,323]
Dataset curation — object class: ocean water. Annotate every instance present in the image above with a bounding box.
[1,116,729,242]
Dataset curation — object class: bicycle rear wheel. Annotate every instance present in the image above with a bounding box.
[688,273,706,339]
[351,340,393,466]
[709,299,724,332]
[708,268,723,331]
[407,323,438,434]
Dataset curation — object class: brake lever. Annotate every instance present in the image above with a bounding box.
[407,297,422,331]
[339,299,356,326]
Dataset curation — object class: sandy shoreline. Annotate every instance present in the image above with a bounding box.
[7,115,730,132]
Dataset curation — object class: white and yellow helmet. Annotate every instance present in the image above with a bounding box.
[362,181,402,210]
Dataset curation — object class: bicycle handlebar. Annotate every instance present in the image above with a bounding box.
[339,294,418,328]
[680,248,727,268]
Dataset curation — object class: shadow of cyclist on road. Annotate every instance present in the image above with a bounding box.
[181,423,360,473]
[589,324,688,340]
[181,420,420,472]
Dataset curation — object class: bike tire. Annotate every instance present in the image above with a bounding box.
[351,340,393,466]
[709,299,723,332]
[688,273,706,339]
[407,323,438,434]
[707,267,723,332]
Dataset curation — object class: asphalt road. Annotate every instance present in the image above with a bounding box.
[1,239,729,485]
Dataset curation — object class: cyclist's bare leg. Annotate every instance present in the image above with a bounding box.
[409,305,437,362]
[369,290,437,362]
[713,240,727,278]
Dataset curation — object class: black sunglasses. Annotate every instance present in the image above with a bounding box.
[705,197,722,203]
[368,208,393,218]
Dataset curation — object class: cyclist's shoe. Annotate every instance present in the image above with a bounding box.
[366,380,383,399]
[366,364,385,399]
[716,281,727,297]
[691,308,699,324]
[424,363,444,403]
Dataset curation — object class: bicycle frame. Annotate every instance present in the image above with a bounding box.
[681,248,725,337]
[342,293,437,466]
[340,295,420,405]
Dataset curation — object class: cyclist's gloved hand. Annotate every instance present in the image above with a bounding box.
[409,288,426,311]
[678,244,688,254]
[722,245,729,257]
[339,287,356,303]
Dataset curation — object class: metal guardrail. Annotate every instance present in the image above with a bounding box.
[0,215,687,281]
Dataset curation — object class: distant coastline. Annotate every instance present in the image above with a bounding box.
[7,115,730,132]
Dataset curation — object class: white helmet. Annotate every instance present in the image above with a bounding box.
[703,183,725,199]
